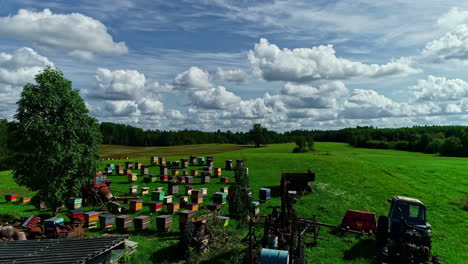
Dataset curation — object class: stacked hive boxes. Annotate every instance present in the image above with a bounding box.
[128,173,137,182]
[116,215,132,231]
[178,210,195,229]
[220,177,229,183]
[160,166,168,176]
[189,155,197,165]
[214,168,222,177]
[99,214,115,229]
[207,204,222,212]
[44,217,64,235]
[177,176,185,183]
[163,195,173,204]
[141,187,149,195]
[197,157,205,166]
[185,203,199,211]
[116,165,124,175]
[69,209,84,222]
[160,175,168,181]
[157,215,172,232]
[181,158,189,168]
[201,188,208,197]
[185,185,194,195]
[125,161,133,170]
[152,191,164,201]
[134,216,150,230]
[260,188,271,202]
[141,165,149,175]
[190,169,198,176]
[220,187,229,194]
[225,160,233,170]
[168,182,179,195]
[158,157,166,165]
[84,211,100,229]
[191,190,203,204]
[186,176,193,183]
[179,196,189,207]
[135,162,142,170]
[66,197,82,210]
[182,169,189,176]
[150,156,158,166]
[129,185,138,195]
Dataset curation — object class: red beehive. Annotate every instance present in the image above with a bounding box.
[341,210,377,233]
[148,201,163,212]
[220,177,229,183]
[5,194,17,202]
[69,209,85,222]
[160,175,168,182]
[178,176,186,184]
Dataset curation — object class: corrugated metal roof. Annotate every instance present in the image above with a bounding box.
[0,235,128,264]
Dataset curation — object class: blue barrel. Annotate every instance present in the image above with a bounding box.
[260,249,289,264]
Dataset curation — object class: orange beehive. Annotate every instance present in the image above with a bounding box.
[135,162,142,170]
[185,203,199,211]
[130,200,143,212]
[190,169,198,176]
[172,169,179,176]
[125,169,132,174]
[84,211,100,223]
[20,197,31,203]
[167,202,180,214]
[214,168,222,177]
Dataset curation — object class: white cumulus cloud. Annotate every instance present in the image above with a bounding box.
[216,67,250,83]
[189,86,241,109]
[411,75,468,101]
[173,66,212,90]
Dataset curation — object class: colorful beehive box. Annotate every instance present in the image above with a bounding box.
[155,187,164,192]
[129,185,138,195]
[128,173,137,182]
[107,163,115,170]
[160,175,168,182]
[158,157,166,165]
[186,176,194,184]
[217,216,230,228]
[163,195,173,204]
[189,155,197,164]
[167,202,180,214]
[149,174,158,182]
[220,177,229,183]
[213,192,227,204]
[134,215,150,230]
[201,188,208,197]
[99,214,115,229]
[116,165,124,175]
[172,169,179,176]
[207,204,222,212]
[197,157,205,166]
[152,191,165,201]
[250,201,260,217]
[185,185,194,195]
[148,201,163,212]
[109,201,123,214]
[179,196,189,206]
[125,169,132,174]
[190,169,198,176]
[191,189,203,200]
[179,210,195,227]
[157,215,172,231]
[44,217,64,234]
[125,161,133,170]
[201,175,211,184]
[260,188,271,201]
[130,199,143,212]
[220,187,229,194]
[180,158,189,168]
[84,211,100,227]
[135,162,142,170]
[213,168,222,177]
[116,215,132,231]
[225,160,233,170]
[22,215,41,229]
[20,196,31,204]
[66,197,82,210]
[182,169,189,176]
[160,166,168,176]
[105,167,113,174]
[168,183,179,195]
[185,203,199,211]
[177,176,186,183]
[141,166,149,175]
[150,156,159,166]
[69,209,85,222]
[141,187,149,195]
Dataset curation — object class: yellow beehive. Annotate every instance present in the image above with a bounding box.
[128,173,137,182]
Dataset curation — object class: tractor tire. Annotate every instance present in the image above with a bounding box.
[431,256,441,264]
[179,222,195,260]
[376,216,389,248]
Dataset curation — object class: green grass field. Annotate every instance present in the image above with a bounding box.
[1,142,467,263]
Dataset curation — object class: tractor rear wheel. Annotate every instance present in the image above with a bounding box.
[376,216,389,248]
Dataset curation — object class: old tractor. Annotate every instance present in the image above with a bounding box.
[376,196,440,264]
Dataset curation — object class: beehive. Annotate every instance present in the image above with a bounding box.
[197,157,205,166]
[207,204,222,212]
[186,176,194,184]
[66,197,82,210]
[116,165,124,175]
[189,155,197,164]
[168,183,179,195]
[99,214,115,229]
[154,187,164,192]
[167,202,180,214]
[160,175,168,181]
[251,201,260,217]
[191,189,203,200]
[179,196,189,206]
[152,191,165,201]
[180,158,189,168]
[260,188,271,201]
[109,201,123,214]
[201,175,211,184]
[179,210,195,227]
[116,215,132,231]
[201,188,208,197]
[84,211,100,227]
[157,215,172,231]
[20,197,31,204]
[206,160,214,168]
[140,166,149,175]
[107,163,115,170]
[177,176,186,183]
[44,217,65,235]
[69,209,85,222]
[225,160,233,170]
[236,159,243,168]
[105,167,113,174]
[150,156,159,166]
[191,169,198,176]
[128,173,137,182]
[158,157,166,165]
[242,187,253,198]
[129,185,138,195]
[185,203,199,211]
[148,201,163,212]
[217,216,230,228]
[149,174,158,182]
[163,195,173,204]
[206,156,214,163]
[213,168,222,177]
[141,187,149,195]
[135,162,142,170]
[160,166,168,176]
[172,169,179,176]
[125,169,132,174]
[125,161,133,170]
[220,187,229,194]
[182,169,189,176]
[134,216,150,230]
[130,200,143,212]
[172,161,180,168]
[185,185,194,195]
[220,177,229,183]
[213,192,227,204]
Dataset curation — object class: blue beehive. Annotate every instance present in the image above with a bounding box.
[259,188,271,201]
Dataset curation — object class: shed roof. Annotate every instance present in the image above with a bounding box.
[0,235,128,264]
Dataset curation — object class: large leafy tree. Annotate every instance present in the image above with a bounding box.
[9,67,101,215]
[249,123,267,148]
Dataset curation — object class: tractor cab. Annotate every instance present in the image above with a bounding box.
[389,196,428,236]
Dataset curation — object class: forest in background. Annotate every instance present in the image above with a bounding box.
[0,120,467,171]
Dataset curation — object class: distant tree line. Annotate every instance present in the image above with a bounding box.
[286,126,468,157]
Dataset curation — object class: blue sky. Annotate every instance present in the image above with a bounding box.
[0,0,467,131]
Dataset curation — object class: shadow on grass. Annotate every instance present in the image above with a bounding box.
[343,238,378,262]
[150,243,180,263]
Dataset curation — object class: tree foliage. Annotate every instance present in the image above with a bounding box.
[293,136,314,153]
[249,124,268,148]
[8,67,101,214]
[0,119,9,170]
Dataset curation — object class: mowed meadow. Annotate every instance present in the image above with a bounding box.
[0,142,467,263]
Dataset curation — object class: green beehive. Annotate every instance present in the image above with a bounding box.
[152,191,165,201]
[107,163,115,170]
[197,157,205,166]
[213,192,227,204]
